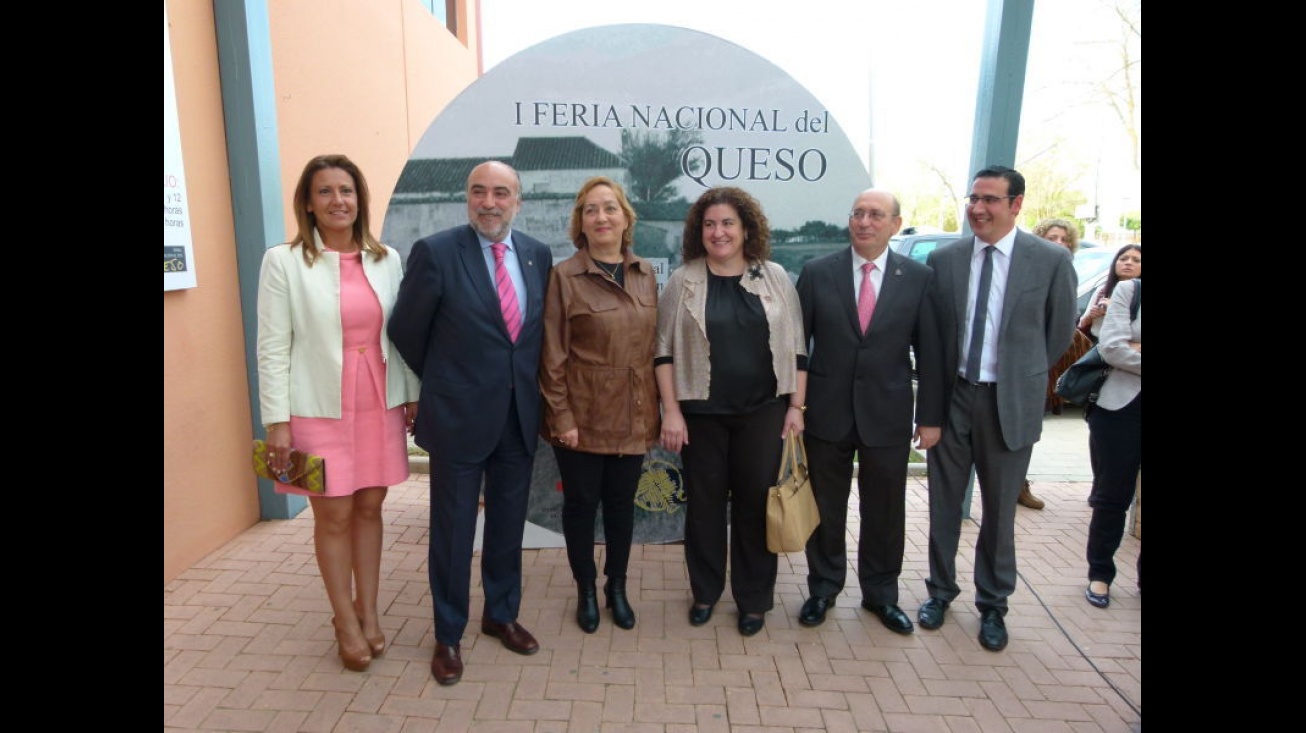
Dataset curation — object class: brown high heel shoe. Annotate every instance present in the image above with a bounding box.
[365,632,385,657]
[332,617,373,672]
[354,600,386,656]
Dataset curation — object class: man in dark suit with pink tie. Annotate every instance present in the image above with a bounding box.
[794,188,943,634]
[389,161,554,686]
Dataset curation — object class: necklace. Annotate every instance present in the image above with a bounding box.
[595,259,623,279]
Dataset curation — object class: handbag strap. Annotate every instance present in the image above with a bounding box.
[775,429,804,482]
[1129,278,1140,321]
[775,430,793,482]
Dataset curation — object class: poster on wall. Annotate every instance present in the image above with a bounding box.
[385,24,872,545]
[164,5,198,291]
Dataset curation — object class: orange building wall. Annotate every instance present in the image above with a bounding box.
[267,0,480,242]
[164,0,480,584]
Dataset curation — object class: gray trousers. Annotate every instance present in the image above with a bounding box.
[925,379,1032,615]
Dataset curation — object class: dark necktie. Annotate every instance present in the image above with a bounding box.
[965,246,994,382]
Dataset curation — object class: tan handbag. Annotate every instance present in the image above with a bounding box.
[765,430,820,553]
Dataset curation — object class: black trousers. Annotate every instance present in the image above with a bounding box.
[681,400,786,614]
[552,447,642,583]
[805,433,910,606]
[1086,391,1142,587]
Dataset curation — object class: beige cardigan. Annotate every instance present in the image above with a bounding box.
[256,235,420,424]
[655,258,806,402]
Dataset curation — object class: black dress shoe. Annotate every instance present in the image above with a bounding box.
[861,602,914,635]
[689,602,715,627]
[480,619,540,655]
[978,609,1008,651]
[1084,585,1110,609]
[738,613,765,637]
[430,642,463,686]
[798,596,835,627]
[917,597,950,630]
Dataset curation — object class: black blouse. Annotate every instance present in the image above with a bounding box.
[678,272,780,415]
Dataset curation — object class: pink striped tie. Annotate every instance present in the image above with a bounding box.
[491,243,521,342]
[858,262,877,334]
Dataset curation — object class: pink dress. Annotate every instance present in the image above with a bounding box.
[276,252,409,497]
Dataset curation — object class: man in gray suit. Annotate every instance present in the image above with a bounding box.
[920,165,1076,651]
[794,188,943,634]
[389,161,554,685]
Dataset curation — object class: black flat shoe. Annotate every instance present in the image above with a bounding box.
[798,596,835,627]
[1085,585,1110,609]
[689,602,715,627]
[738,613,765,637]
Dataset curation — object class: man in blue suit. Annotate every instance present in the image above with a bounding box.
[794,188,943,634]
[389,161,554,685]
[920,165,1076,652]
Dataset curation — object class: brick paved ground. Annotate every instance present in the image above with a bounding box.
[165,448,1142,732]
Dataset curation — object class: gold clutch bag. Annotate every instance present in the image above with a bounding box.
[252,439,326,493]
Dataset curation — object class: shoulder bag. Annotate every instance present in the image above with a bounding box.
[1055,280,1140,408]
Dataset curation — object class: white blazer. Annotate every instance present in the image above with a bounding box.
[1096,278,1141,411]
[256,235,420,424]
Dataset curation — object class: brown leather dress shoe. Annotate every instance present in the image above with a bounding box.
[430,643,463,686]
[480,619,540,655]
[1017,480,1045,510]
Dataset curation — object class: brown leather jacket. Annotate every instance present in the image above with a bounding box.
[539,249,660,455]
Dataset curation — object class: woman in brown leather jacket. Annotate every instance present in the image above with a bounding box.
[539,177,660,633]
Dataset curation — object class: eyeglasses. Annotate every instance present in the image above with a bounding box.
[964,194,1017,206]
[850,209,892,222]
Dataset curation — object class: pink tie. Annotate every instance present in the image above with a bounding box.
[858,262,877,334]
[491,243,521,342]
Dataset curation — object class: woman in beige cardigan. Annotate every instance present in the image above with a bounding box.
[654,187,807,637]
[257,155,419,671]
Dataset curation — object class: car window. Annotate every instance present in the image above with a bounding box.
[1073,249,1113,282]
[907,240,939,263]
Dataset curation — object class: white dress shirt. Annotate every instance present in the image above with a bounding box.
[960,228,1017,382]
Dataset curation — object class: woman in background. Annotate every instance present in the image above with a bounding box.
[540,177,659,633]
[655,187,807,637]
[257,154,419,671]
[1079,244,1142,341]
[1019,218,1095,509]
[1084,276,1142,608]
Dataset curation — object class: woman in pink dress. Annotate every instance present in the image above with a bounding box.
[256,155,419,672]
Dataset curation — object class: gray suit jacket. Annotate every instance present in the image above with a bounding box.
[927,230,1077,451]
[388,224,554,461]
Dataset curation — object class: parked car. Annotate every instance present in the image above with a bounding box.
[890,232,963,264]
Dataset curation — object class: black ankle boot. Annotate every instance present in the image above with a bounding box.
[576,580,599,633]
[604,576,636,630]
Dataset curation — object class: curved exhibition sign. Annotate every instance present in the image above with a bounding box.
[385,24,872,545]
